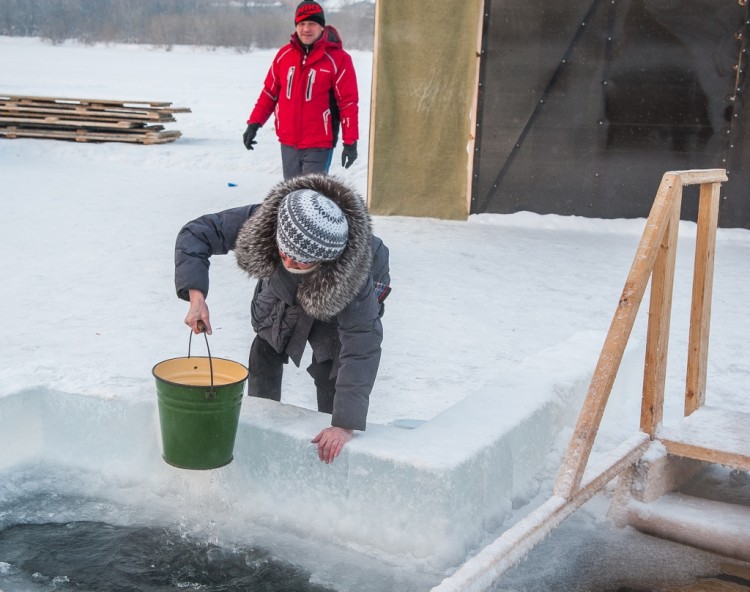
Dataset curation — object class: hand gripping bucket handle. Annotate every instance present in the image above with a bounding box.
[188,322,216,399]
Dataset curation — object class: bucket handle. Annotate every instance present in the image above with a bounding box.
[187,321,216,399]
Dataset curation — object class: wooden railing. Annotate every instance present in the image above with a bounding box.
[432,168,731,592]
[554,168,728,498]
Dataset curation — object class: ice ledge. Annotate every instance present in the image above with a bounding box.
[0,331,638,570]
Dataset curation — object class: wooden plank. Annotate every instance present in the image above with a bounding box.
[140,132,182,145]
[721,562,750,582]
[669,169,729,185]
[0,115,144,129]
[657,407,750,471]
[0,122,167,133]
[367,0,383,206]
[554,173,681,499]
[661,440,750,472]
[0,126,181,144]
[1,99,186,115]
[0,93,173,108]
[463,4,484,213]
[685,182,721,416]
[0,104,176,122]
[0,95,190,114]
[641,193,681,435]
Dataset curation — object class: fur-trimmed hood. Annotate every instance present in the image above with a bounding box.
[234,174,373,320]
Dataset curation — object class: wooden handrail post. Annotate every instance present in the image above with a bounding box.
[684,181,721,416]
[640,189,682,435]
[553,170,727,499]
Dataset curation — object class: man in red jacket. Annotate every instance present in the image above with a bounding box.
[243,1,359,179]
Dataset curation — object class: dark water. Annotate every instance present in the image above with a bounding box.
[0,521,335,592]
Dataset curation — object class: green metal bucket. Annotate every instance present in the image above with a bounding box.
[152,332,248,470]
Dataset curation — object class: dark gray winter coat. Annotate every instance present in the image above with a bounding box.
[174,174,389,431]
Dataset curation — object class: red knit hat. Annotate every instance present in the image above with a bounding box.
[295,1,325,27]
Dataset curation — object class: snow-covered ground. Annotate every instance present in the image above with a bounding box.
[2,36,749,591]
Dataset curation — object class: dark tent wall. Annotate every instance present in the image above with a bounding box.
[473,0,750,228]
[369,0,750,229]
[367,0,483,219]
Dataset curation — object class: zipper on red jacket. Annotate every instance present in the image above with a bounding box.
[286,66,295,100]
[305,70,316,102]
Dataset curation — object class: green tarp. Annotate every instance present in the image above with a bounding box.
[368,0,483,219]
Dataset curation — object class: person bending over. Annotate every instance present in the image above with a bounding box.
[175,174,390,464]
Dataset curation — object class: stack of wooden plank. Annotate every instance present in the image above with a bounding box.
[0,94,191,144]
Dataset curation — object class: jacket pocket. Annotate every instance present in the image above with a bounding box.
[322,108,331,138]
[305,69,316,101]
[285,66,295,100]
[252,288,302,354]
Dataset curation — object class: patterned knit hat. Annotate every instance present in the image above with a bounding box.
[276,189,348,264]
[295,1,325,26]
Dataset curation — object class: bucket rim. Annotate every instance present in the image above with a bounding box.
[152,356,249,388]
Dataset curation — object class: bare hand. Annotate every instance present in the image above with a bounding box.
[311,426,353,464]
[185,289,212,334]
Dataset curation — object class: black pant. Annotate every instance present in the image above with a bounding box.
[247,335,336,414]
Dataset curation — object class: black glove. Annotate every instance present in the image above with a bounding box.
[243,123,260,150]
[341,142,357,168]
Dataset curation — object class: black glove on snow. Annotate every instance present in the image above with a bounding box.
[243,123,260,150]
[341,142,357,168]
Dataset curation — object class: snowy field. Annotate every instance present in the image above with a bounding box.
[3,36,749,429]
[2,36,750,591]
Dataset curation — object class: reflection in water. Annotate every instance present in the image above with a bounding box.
[0,521,335,592]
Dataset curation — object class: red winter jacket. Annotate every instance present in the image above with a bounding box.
[247,26,359,150]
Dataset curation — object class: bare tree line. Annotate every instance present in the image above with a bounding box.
[0,0,374,50]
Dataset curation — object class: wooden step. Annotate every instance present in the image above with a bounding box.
[657,407,750,471]
[626,493,750,561]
